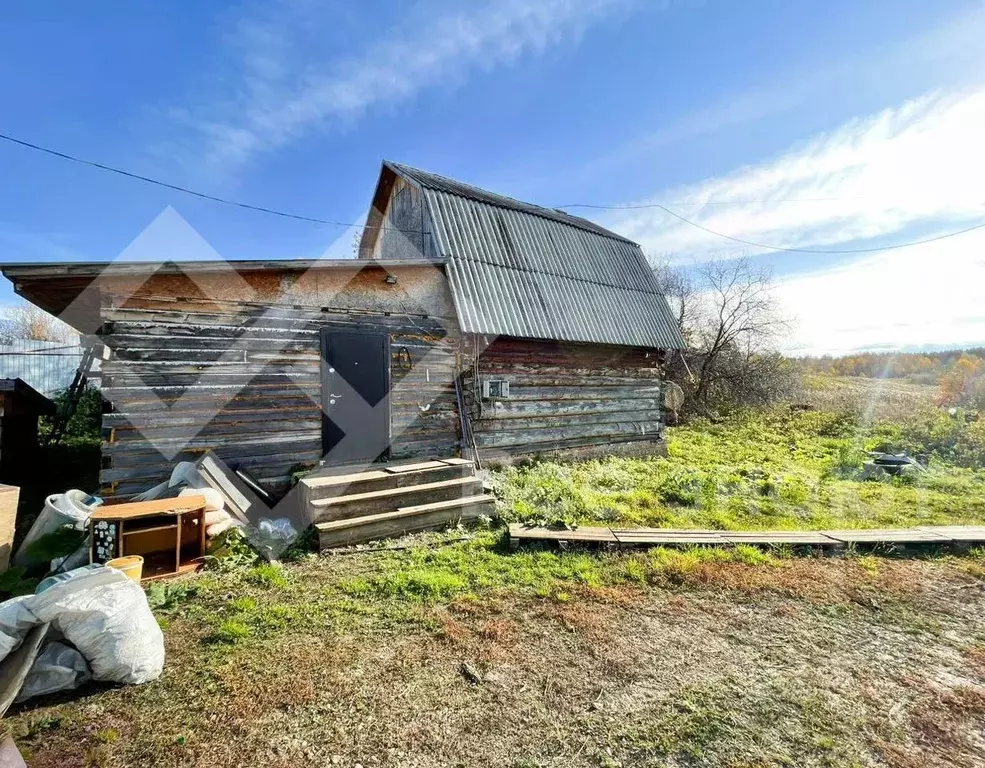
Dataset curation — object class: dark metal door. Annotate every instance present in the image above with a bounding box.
[320,329,390,464]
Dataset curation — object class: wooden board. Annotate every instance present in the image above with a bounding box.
[611,529,728,545]
[508,524,618,544]
[0,485,19,573]
[303,469,390,489]
[92,495,206,520]
[918,526,985,542]
[383,460,448,474]
[508,524,985,550]
[438,458,474,467]
[823,529,950,544]
[720,531,839,546]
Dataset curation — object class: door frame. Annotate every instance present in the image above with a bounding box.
[319,327,392,463]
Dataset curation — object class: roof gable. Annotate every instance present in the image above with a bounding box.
[363,162,687,349]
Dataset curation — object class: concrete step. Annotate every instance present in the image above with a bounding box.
[316,494,495,549]
[310,476,484,523]
[301,461,473,504]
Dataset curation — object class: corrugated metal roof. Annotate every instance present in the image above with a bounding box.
[386,162,686,349]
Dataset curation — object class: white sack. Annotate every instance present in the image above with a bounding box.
[206,518,243,537]
[180,486,224,513]
[15,641,91,702]
[204,509,231,527]
[28,567,164,685]
[130,462,199,502]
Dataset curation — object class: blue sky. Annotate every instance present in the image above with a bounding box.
[1,0,984,354]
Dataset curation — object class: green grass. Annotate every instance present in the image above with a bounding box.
[493,406,985,531]
[334,533,783,609]
[246,563,289,588]
[9,391,985,768]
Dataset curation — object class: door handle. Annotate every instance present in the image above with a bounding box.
[330,393,343,398]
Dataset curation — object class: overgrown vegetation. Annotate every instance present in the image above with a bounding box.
[37,385,103,447]
[495,404,985,530]
[653,258,799,416]
[6,374,985,766]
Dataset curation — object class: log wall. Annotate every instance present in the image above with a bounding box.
[97,265,460,497]
[464,338,666,460]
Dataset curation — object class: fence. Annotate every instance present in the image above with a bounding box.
[0,339,100,398]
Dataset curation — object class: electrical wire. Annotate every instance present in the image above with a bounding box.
[5,130,985,255]
[557,197,866,208]
[561,201,985,255]
[0,131,419,235]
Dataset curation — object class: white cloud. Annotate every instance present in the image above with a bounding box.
[600,84,985,354]
[609,87,985,262]
[183,0,634,170]
[777,230,985,356]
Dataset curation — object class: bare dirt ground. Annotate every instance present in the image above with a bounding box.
[7,542,985,768]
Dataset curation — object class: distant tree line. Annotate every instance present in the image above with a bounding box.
[798,349,985,384]
[799,349,985,410]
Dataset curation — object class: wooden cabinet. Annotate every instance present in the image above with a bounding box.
[90,495,207,580]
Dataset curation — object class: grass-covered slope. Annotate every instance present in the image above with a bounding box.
[495,406,985,531]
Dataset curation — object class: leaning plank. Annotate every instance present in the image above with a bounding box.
[823,529,951,544]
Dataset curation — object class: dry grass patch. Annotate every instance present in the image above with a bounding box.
[7,536,985,767]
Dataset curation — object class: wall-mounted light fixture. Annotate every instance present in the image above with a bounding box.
[384,274,398,285]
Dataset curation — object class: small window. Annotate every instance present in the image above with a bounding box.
[482,379,510,399]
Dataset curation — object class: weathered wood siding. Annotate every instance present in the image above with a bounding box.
[465,338,665,459]
[371,176,438,261]
[97,265,460,497]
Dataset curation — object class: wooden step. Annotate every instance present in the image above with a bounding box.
[310,476,484,522]
[316,495,495,549]
[301,462,473,504]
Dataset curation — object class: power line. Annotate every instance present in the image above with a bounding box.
[0,131,409,233]
[646,203,985,254]
[558,197,865,208]
[5,130,985,255]
[561,200,985,255]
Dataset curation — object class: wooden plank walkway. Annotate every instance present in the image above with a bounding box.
[508,523,985,550]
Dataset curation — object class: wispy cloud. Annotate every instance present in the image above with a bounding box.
[177,0,634,171]
[609,87,985,262]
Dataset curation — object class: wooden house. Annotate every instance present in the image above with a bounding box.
[2,162,685,546]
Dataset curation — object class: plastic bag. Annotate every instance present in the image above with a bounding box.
[248,517,298,560]
[0,596,36,659]
[130,461,199,502]
[14,491,98,567]
[28,566,164,685]
[15,641,91,702]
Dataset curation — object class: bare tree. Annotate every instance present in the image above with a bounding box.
[692,259,788,405]
[651,260,697,342]
[655,258,794,413]
[4,304,77,343]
